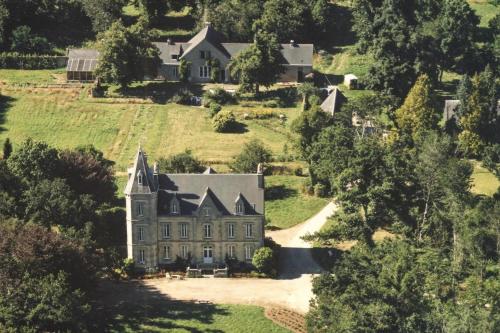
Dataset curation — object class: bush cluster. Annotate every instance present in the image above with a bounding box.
[208,102,222,118]
[171,89,195,105]
[203,87,237,106]
[0,52,61,69]
[212,110,237,132]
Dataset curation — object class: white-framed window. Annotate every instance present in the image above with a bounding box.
[245,245,253,260]
[139,249,145,264]
[180,245,189,259]
[204,224,212,238]
[138,226,145,241]
[236,202,244,215]
[136,202,144,216]
[163,245,170,259]
[227,223,235,238]
[228,245,236,259]
[245,224,253,238]
[161,223,171,239]
[171,201,178,214]
[137,172,143,185]
[199,66,211,78]
[180,223,188,238]
[203,207,211,216]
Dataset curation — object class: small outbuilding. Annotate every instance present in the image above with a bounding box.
[66,49,99,82]
[343,74,358,90]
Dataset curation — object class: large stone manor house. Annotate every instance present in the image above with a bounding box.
[124,148,265,269]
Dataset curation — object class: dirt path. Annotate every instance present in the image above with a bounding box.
[142,202,338,314]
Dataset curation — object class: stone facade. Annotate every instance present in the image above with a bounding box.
[124,148,265,269]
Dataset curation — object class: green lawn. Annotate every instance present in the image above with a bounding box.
[0,71,300,171]
[471,161,500,196]
[97,281,289,333]
[0,69,66,84]
[468,0,498,27]
[265,175,329,229]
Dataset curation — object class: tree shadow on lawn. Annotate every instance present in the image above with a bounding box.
[0,95,15,133]
[112,82,204,104]
[265,185,297,201]
[90,280,228,333]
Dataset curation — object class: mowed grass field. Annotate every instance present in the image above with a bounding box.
[471,161,500,196]
[265,175,329,229]
[0,70,300,171]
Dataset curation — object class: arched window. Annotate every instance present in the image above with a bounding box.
[137,171,143,185]
[171,201,178,214]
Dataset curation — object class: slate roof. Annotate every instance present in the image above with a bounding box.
[66,49,99,72]
[155,25,313,66]
[124,148,156,195]
[157,173,264,216]
[320,86,346,116]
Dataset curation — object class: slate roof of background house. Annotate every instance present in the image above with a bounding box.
[157,173,264,215]
[182,25,231,59]
[279,43,314,65]
[66,49,99,72]
[443,99,500,122]
[320,86,346,116]
[154,42,191,65]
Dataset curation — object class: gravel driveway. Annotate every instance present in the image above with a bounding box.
[143,202,338,314]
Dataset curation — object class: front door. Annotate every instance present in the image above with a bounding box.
[203,246,213,264]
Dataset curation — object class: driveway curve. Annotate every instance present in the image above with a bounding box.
[142,202,338,314]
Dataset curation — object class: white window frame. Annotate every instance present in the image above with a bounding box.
[138,226,145,241]
[236,202,243,215]
[163,245,170,259]
[204,224,212,238]
[180,223,188,239]
[204,207,210,216]
[228,223,235,238]
[136,202,144,217]
[199,66,211,78]
[228,245,236,259]
[139,249,145,264]
[161,223,171,239]
[245,245,253,260]
[245,224,253,238]
[180,245,189,259]
[171,201,178,214]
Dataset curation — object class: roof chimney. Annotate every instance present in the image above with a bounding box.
[290,40,296,47]
[205,22,212,28]
[257,163,263,174]
[166,38,172,45]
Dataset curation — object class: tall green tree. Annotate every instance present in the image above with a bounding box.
[158,150,205,173]
[2,137,12,159]
[257,0,311,41]
[231,139,272,173]
[436,0,479,77]
[395,75,438,141]
[95,20,160,88]
[230,30,284,93]
[80,0,126,33]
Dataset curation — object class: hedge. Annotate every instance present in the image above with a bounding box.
[0,53,63,69]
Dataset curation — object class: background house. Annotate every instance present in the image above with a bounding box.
[66,24,313,84]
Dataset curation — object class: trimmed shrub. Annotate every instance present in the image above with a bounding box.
[0,52,60,69]
[252,247,275,276]
[122,258,135,277]
[208,102,222,118]
[212,110,237,133]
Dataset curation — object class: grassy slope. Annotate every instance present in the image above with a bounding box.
[0,72,299,171]
[468,0,498,27]
[265,175,329,229]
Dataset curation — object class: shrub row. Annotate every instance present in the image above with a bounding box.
[0,52,63,69]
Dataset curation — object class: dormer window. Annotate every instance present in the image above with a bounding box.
[171,202,178,214]
[203,207,210,216]
[236,202,244,215]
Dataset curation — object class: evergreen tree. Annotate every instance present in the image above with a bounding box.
[2,138,12,159]
[395,75,438,141]
[81,0,126,33]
